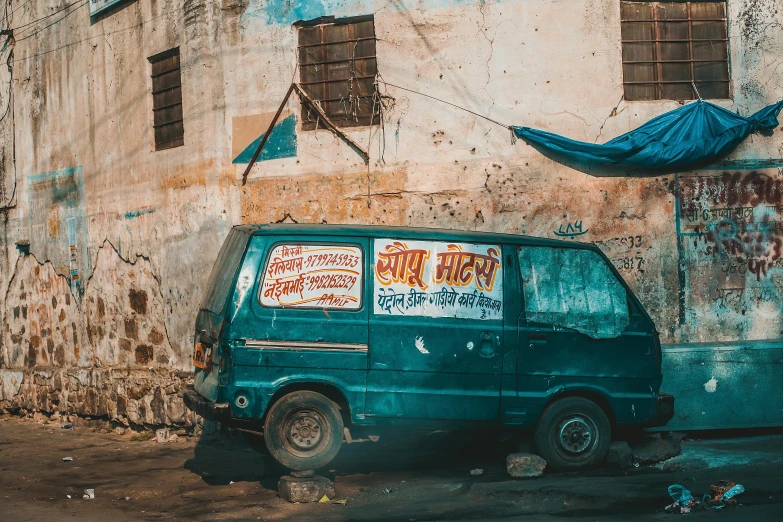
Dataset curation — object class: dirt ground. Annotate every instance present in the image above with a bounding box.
[2,416,783,521]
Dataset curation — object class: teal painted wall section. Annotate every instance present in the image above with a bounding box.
[248,0,507,26]
[656,341,783,430]
[232,114,298,164]
[26,167,91,296]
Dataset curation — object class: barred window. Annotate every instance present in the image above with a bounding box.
[621,1,729,101]
[297,17,380,130]
[149,48,184,150]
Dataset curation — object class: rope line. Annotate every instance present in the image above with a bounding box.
[377,80,512,129]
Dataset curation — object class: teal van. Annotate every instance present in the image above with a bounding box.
[184,224,673,471]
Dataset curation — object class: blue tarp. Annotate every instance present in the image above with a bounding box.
[512,100,783,176]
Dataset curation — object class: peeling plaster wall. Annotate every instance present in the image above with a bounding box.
[0,0,238,425]
[0,0,782,425]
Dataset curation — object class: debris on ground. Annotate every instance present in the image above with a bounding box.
[469,468,484,476]
[130,431,154,442]
[708,480,745,507]
[60,424,74,430]
[383,487,393,493]
[506,453,547,478]
[630,434,681,464]
[319,495,330,503]
[113,427,126,436]
[83,488,95,500]
[62,457,73,462]
[155,428,170,443]
[665,480,745,514]
[666,484,696,513]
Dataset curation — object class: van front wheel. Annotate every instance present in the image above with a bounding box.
[533,397,611,472]
[263,391,344,471]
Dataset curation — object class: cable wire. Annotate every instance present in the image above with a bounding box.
[11,0,84,32]
[14,1,87,42]
[14,6,178,62]
[377,81,511,129]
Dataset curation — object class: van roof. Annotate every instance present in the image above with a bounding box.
[234,223,598,250]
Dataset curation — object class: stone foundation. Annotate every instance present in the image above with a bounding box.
[0,368,197,428]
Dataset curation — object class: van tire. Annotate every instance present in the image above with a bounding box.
[533,397,611,472]
[263,391,344,471]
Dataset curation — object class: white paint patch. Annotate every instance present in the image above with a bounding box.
[467,342,474,351]
[704,376,718,393]
[415,336,429,354]
[0,371,24,401]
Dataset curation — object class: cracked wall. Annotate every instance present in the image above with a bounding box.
[0,0,782,426]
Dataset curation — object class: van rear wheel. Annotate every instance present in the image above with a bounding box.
[263,391,344,471]
[533,397,611,472]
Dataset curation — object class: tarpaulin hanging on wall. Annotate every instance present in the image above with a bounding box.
[512,100,783,177]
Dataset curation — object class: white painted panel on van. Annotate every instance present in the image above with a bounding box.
[373,239,503,320]
[260,244,363,310]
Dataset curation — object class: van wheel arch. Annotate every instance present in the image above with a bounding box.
[542,390,615,426]
[265,383,352,426]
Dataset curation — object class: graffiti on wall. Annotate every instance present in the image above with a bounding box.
[676,170,783,341]
[27,167,90,296]
[374,239,503,319]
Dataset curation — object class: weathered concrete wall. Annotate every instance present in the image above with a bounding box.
[1,0,782,425]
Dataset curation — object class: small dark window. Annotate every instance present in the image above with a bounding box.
[149,48,184,150]
[297,17,379,130]
[621,1,729,101]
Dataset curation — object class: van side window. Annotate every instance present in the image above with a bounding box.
[201,229,250,314]
[517,247,629,339]
[259,244,363,310]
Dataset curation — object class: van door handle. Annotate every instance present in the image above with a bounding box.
[479,332,498,359]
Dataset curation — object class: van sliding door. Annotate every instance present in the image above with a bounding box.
[366,238,504,423]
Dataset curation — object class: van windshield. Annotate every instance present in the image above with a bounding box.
[518,246,629,339]
[201,229,250,315]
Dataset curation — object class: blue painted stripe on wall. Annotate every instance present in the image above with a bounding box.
[232,114,298,164]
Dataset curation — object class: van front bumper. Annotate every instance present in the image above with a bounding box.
[648,392,675,427]
[183,385,230,421]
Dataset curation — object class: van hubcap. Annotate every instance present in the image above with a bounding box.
[284,410,325,452]
[558,416,593,454]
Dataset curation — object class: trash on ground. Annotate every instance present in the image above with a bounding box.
[60,424,74,430]
[155,428,170,443]
[470,468,484,476]
[665,480,745,514]
[62,457,73,462]
[710,480,739,501]
[83,489,95,500]
[383,487,393,493]
[319,495,330,503]
[331,498,348,505]
[66,495,71,499]
[721,484,745,502]
[665,484,696,514]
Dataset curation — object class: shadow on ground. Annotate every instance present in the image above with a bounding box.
[184,424,525,485]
